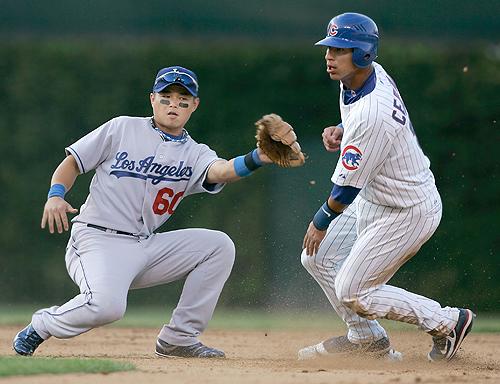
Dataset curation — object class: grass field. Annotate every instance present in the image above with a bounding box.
[0,356,134,377]
[1,304,499,332]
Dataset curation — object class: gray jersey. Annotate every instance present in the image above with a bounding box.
[66,116,224,236]
[331,62,437,208]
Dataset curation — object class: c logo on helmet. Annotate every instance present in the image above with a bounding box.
[328,23,338,36]
[341,145,362,171]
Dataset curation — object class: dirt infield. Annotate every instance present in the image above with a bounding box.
[1,326,499,384]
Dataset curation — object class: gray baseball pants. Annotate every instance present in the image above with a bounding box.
[32,223,235,346]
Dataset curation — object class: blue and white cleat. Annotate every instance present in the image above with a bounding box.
[13,323,44,356]
[428,308,475,362]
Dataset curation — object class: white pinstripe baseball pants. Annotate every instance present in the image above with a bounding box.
[301,193,459,343]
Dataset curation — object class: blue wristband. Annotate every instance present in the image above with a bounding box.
[234,149,264,177]
[234,155,252,177]
[312,202,341,231]
[47,183,66,199]
[250,149,264,167]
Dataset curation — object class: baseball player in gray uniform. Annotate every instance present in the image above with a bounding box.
[298,13,474,362]
[12,65,285,358]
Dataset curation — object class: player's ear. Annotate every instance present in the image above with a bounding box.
[150,92,155,105]
[191,97,200,111]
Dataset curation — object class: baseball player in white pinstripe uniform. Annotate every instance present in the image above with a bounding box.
[12,65,301,359]
[299,13,474,362]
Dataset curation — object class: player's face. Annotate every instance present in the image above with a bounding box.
[150,84,199,134]
[324,47,357,82]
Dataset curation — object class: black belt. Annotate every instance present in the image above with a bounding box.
[87,224,135,237]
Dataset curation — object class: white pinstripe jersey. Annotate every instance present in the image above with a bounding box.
[66,116,224,236]
[331,62,438,208]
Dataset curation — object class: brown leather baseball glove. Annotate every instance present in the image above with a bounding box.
[255,114,306,167]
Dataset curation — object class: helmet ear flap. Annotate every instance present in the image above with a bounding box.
[352,48,370,68]
[352,47,377,68]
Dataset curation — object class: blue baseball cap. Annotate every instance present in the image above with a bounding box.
[152,66,199,97]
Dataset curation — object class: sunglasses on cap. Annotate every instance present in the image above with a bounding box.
[153,70,199,96]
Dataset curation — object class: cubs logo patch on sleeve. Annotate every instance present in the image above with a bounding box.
[341,145,362,171]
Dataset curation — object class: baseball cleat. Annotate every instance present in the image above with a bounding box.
[155,338,225,358]
[298,335,402,361]
[13,323,45,356]
[428,308,475,362]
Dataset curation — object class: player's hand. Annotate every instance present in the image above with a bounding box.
[302,221,327,256]
[256,148,273,164]
[41,197,78,234]
[322,126,343,152]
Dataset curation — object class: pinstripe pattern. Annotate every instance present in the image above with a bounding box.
[302,199,388,343]
[335,194,457,330]
[332,63,436,208]
[304,194,458,340]
[302,62,460,342]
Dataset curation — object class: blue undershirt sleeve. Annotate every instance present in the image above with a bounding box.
[330,183,361,205]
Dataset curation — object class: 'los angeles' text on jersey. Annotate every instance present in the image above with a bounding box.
[65,116,224,236]
[110,151,194,185]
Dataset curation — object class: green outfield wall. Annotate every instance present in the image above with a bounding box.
[0,40,498,311]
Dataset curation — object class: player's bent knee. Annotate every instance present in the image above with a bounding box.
[212,231,236,268]
[341,297,371,317]
[300,249,336,280]
[300,249,315,274]
[335,283,373,318]
[220,232,236,254]
[90,304,126,325]
[88,295,126,326]
[336,280,360,309]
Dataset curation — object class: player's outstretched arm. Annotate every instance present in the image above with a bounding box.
[206,149,272,184]
[41,155,80,234]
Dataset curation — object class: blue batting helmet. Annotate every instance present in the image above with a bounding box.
[315,13,379,68]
